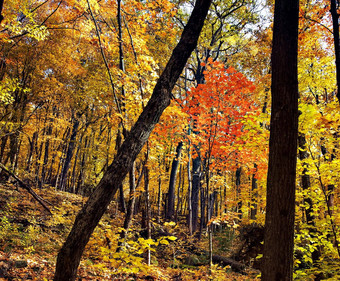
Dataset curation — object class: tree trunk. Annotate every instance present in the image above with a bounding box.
[330,0,340,103]
[199,181,205,238]
[41,123,53,186]
[76,136,89,195]
[53,1,212,279]
[187,152,193,234]
[157,172,162,224]
[166,141,183,220]
[117,159,146,251]
[0,134,8,163]
[262,0,299,279]
[250,164,258,220]
[235,167,242,219]
[117,162,136,251]
[144,163,151,265]
[191,155,200,233]
[25,131,38,172]
[175,164,183,221]
[58,114,80,191]
[298,133,321,266]
[0,0,4,24]
[54,126,71,189]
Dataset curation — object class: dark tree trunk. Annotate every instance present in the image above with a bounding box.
[235,167,242,219]
[117,162,137,251]
[58,115,80,191]
[70,136,81,193]
[250,164,258,220]
[0,0,4,23]
[54,126,70,188]
[144,163,151,265]
[191,155,201,233]
[26,131,38,172]
[166,141,183,220]
[0,134,8,163]
[53,1,212,279]
[262,0,299,280]
[199,181,205,238]
[115,129,126,213]
[41,124,53,186]
[175,164,183,221]
[298,133,321,265]
[157,172,162,223]
[7,131,20,172]
[76,136,89,195]
[330,0,340,103]
[117,158,146,251]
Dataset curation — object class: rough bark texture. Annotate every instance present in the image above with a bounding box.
[262,0,299,280]
[53,1,212,280]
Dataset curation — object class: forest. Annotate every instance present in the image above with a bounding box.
[0,0,339,280]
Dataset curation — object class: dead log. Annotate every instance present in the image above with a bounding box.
[212,254,247,274]
[0,162,52,214]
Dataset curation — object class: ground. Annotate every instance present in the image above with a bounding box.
[0,183,259,280]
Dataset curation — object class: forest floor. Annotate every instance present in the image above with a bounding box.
[0,183,259,280]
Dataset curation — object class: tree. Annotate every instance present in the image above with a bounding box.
[53,0,212,280]
[262,0,299,280]
[166,141,183,221]
[0,0,3,23]
[330,0,340,103]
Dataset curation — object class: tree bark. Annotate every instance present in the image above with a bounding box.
[41,123,53,186]
[330,0,340,103]
[53,1,212,279]
[250,164,258,220]
[144,163,151,265]
[166,141,183,220]
[0,0,3,23]
[235,167,242,219]
[262,0,299,280]
[58,114,80,191]
[298,133,321,266]
[191,155,200,233]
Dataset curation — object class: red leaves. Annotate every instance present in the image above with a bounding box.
[182,60,259,168]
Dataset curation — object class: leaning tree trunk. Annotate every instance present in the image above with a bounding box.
[53,1,212,279]
[262,0,299,280]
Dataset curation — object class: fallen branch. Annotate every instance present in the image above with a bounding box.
[212,254,247,274]
[0,162,52,214]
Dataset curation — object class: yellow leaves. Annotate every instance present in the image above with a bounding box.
[299,103,320,131]
[3,10,49,42]
[159,239,170,245]
[79,0,100,13]
[164,221,176,227]
[0,77,17,105]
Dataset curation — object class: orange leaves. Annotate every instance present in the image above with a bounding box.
[182,60,260,169]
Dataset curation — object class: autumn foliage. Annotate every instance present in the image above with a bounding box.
[0,0,339,280]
